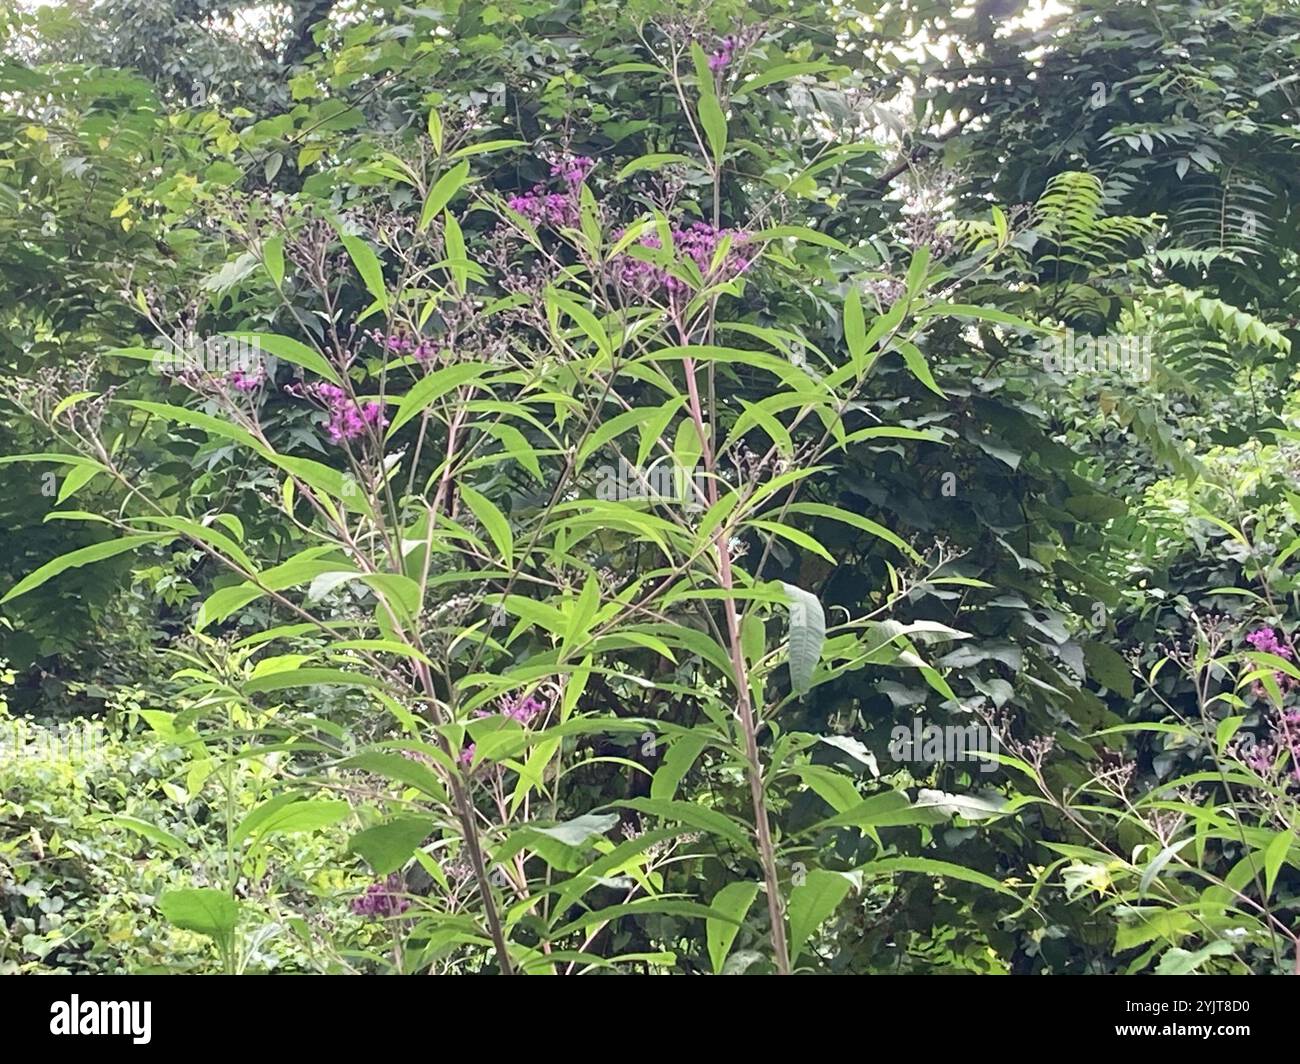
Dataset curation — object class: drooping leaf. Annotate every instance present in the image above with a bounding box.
[779,582,826,695]
[2,534,166,604]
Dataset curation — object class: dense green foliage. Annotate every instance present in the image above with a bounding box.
[3,0,1300,975]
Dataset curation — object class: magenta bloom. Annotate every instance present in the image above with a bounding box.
[1245,739,1277,775]
[508,188,579,227]
[1244,627,1300,706]
[500,692,548,725]
[506,153,595,228]
[550,155,594,187]
[458,743,476,767]
[304,381,387,444]
[1246,627,1292,658]
[611,220,754,300]
[472,691,550,726]
[228,365,266,392]
[368,329,441,364]
[706,34,737,72]
[352,873,410,918]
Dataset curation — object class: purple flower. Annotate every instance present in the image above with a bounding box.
[865,277,907,307]
[508,186,581,228]
[368,329,441,364]
[505,153,595,228]
[705,34,737,72]
[352,873,410,918]
[458,743,475,767]
[228,365,266,392]
[303,381,388,444]
[1246,627,1292,658]
[501,692,548,725]
[611,220,755,300]
[1246,740,1277,775]
[473,691,550,726]
[550,155,595,187]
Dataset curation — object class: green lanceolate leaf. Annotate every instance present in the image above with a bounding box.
[690,44,727,165]
[779,582,826,695]
[226,332,342,386]
[787,870,853,961]
[707,881,760,974]
[2,534,166,604]
[419,160,471,231]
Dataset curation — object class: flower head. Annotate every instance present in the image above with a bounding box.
[472,690,551,726]
[500,692,548,725]
[228,364,266,393]
[505,153,595,228]
[302,381,387,444]
[507,188,579,228]
[707,34,737,72]
[351,873,410,918]
[1247,627,1292,658]
[550,155,595,187]
[368,329,441,364]
[611,220,755,301]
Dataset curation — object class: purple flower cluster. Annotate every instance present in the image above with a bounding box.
[499,692,548,725]
[458,743,475,768]
[550,155,595,188]
[707,35,738,72]
[306,382,387,444]
[472,690,550,726]
[1233,627,1300,783]
[1247,627,1293,658]
[508,189,579,228]
[351,873,410,918]
[864,276,907,307]
[1239,706,1300,779]
[368,329,441,364]
[1245,627,1298,701]
[612,221,755,299]
[1244,735,1280,775]
[227,365,266,393]
[506,154,595,228]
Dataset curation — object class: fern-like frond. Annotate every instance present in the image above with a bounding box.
[1169,170,1278,258]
